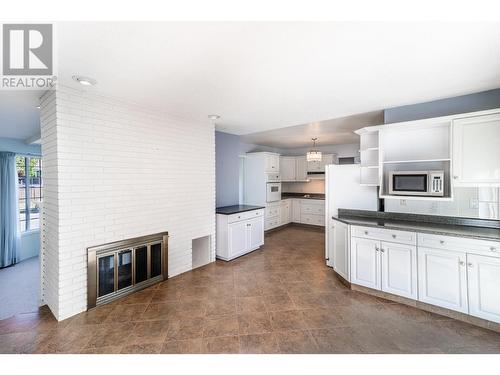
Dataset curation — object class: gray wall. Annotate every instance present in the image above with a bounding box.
[215,131,281,207]
[384,88,500,123]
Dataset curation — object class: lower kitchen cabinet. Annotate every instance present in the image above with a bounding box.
[351,237,381,290]
[417,247,468,313]
[217,209,265,261]
[350,232,417,299]
[467,254,500,323]
[280,199,291,225]
[380,241,417,300]
[329,220,349,280]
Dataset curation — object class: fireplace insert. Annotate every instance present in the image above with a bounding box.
[87,232,168,309]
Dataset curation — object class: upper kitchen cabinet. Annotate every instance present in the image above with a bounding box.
[296,156,308,180]
[280,156,296,181]
[452,113,500,187]
[279,155,310,181]
[307,153,335,173]
[264,153,280,173]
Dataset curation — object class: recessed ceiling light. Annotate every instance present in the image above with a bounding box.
[36,105,41,109]
[72,75,97,86]
[208,114,220,121]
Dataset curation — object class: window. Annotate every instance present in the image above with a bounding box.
[16,156,43,232]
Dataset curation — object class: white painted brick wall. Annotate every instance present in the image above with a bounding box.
[40,85,216,320]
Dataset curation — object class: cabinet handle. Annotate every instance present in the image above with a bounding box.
[453,176,458,180]
[440,240,445,245]
[391,234,396,239]
[380,248,385,253]
[490,247,497,252]
[364,231,369,235]
[375,247,379,252]
[467,263,473,268]
[459,261,465,266]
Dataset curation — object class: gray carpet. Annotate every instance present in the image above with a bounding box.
[0,256,40,320]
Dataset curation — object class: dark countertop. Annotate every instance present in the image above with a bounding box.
[332,211,500,242]
[282,192,325,200]
[216,205,265,215]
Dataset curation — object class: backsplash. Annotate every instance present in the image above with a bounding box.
[385,187,500,220]
[282,179,325,194]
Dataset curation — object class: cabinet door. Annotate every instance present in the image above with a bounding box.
[417,247,468,313]
[453,114,500,186]
[280,157,296,181]
[265,154,279,173]
[307,160,321,172]
[295,156,308,181]
[228,221,248,258]
[248,217,264,250]
[332,221,350,281]
[292,199,301,222]
[380,241,417,300]
[350,237,381,290]
[280,201,290,224]
[467,254,500,323]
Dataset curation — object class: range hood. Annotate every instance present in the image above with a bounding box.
[307,171,325,180]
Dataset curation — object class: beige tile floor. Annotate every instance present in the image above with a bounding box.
[1,225,500,354]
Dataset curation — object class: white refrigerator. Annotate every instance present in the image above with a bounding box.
[325,164,378,270]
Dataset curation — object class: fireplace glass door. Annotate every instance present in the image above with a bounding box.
[98,254,115,297]
[117,250,133,290]
[135,246,148,284]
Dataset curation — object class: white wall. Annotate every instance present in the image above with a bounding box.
[384,187,500,219]
[40,86,215,320]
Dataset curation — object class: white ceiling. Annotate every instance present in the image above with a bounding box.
[241,110,383,148]
[55,22,500,138]
[0,91,43,140]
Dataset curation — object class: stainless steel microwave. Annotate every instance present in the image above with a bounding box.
[389,170,444,197]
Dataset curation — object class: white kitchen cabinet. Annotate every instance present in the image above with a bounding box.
[380,241,417,300]
[351,237,381,290]
[452,113,500,186]
[351,233,417,299]
[280,156,296,181]
[248,217,264,250]
[228,221,248,258]
[307,153,335,173]
[467,253,500,323]
[296,156,308,181]
[330,220,350,281]
[216,209,265,261]
[264,153,280,173]
[292,199,301,222]
[280,200,291,225]
[417,247,468,313]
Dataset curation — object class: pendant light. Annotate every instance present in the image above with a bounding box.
[306,138,322,162]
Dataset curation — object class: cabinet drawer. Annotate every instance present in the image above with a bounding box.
[301,214,325,226]
[228,209,263,224]
[265,205,280,218]
[265,217,280,230]
[301,204,325,216]
[418,233,500,258]
[351,225,416,246]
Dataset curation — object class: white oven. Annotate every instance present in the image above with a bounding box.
[266,182,281,202]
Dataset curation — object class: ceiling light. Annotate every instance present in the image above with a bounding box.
[306,138,322,162]
[208,114,221,121]
[36,105,41,109]
[72,75,97,86]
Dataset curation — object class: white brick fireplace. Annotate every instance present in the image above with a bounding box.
[39,85,216,320]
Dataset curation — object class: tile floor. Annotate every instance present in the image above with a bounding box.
[1,225,500,354]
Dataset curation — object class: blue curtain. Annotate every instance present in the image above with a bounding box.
[0,152,19,268]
